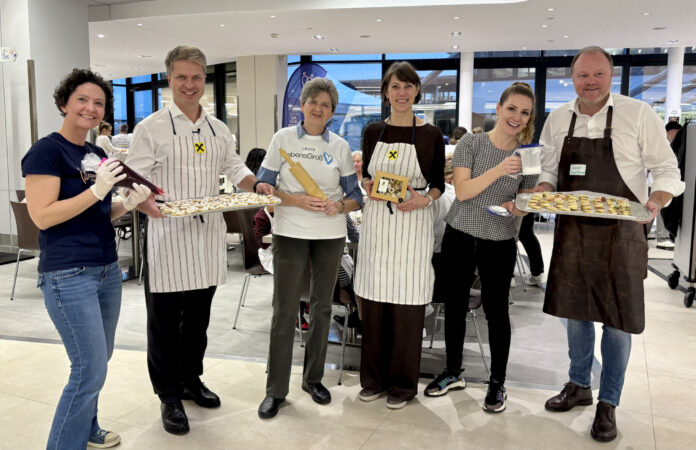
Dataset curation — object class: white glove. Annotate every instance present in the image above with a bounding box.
[90,158,125,200]
[122,183,152,211]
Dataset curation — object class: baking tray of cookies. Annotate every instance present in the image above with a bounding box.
[515,191,652,222]
[158,193,281,217]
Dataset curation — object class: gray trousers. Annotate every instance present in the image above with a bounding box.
[266,234,345,398]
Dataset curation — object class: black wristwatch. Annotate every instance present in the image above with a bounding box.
[253,179,262,193]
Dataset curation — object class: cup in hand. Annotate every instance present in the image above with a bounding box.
[518,144,542,175]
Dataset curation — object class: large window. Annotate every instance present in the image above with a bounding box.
[414,69,457,137]
[682,65,696,121]
[545,66,622,114]
[473,67,535,131]
[112,84,127,131]
[629,65,667,117]
[133,90,153,126]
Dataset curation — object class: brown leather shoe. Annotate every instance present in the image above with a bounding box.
[545,381,593,412]
[591,402,617,442]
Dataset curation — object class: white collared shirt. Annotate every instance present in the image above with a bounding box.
[539,93,684,204]
[126,102,252,187]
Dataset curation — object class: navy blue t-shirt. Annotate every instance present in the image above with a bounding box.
[21,132,118,272]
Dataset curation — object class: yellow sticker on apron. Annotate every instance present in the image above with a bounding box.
[194,142,206,154]
[387,149,398,160]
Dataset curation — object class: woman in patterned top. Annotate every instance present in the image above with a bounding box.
[424,82,537,413]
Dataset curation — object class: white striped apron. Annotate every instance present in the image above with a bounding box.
[146,112,227,293]
[354,119,434,305]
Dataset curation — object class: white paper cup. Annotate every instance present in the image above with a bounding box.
[518,145,542,175]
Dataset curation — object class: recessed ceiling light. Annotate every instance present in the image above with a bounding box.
[131,67,140,70]
[93,64,105,68]
[375,18,383,22]
[547,8,555,12]
[270,33,279,38]
[136,23,143,27]
[652,26,666,30]
[563,35,569,38]
[667,39,680,43]
[219,24,226,28]
[451,31,462,37]
[522,46,527,50]
[642,12,650,16]
[139,55,151,58]
[451,44,460,49]
[329,48,339,52]
[269,15,277,18]
[359,35,371,38]
[313,34,324,40]
[97,34,105,38]
[453,16,460,20]
[547,17,554,20]
[541,24,548,28]
[547,39,554,42]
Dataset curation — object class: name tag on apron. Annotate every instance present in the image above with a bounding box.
[569,164,586,176]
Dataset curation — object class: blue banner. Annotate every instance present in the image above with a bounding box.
[282,63,327,128]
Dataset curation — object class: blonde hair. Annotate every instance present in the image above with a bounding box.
[498,81,536,145]
[165,45,207,76]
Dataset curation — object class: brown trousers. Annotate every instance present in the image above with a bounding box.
[360,299,425,401]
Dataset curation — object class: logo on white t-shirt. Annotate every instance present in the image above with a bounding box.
[323,152,334,165]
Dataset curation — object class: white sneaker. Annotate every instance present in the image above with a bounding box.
[525,274,544,286]
[510,278,516,288]
[657,240,675,250]
[647,232,656,240]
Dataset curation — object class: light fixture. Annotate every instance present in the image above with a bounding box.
[97,34,105,38]
[563,35,569,38]
[667,39,680,43]
[547,39,554,42]
[312,34,324,40]
[136,23,143,27]
[522,46,527,50]
[376,18,383,22]
[451,31,462,37]
[329,48,339,52]
[359,35,370,38]
[559,79,565,84]
[642,12,650,16]
[219,24,226,28]
[451,44,460,49]
[270,15,277,18]
[541,24,548,28]
[453,16,460,20]
[652,26,666,30]
[547,7,555,12]
[139,55,151,58]
[270,33,279,38]
[637,49,642,53]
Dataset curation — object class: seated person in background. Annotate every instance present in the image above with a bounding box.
[111,123,132,148]
[450,127,468,146]
[245,147,267,176]
[95,121,120,155]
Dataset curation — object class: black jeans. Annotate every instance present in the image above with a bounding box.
[441,225,517,383]
[144,285,216,403]
[518,213,544,276]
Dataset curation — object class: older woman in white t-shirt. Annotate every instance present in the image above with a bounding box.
[254,77,363,419]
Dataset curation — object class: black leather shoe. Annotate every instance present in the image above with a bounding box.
[160,401,189,435]
[258,396,284,419]
[545,381,593,412]
[182,382,221,408]
[302,382,331,405]
[591,402,617,442]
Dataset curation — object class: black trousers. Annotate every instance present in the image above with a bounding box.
[360,299,425,402]
[518,213,544,276]
[144,259,216,402]
[441,225,517,383]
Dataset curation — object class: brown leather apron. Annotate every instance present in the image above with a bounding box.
[543,106,648,334]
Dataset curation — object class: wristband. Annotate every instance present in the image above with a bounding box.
[424,194,434,207]
[252,179,262,193]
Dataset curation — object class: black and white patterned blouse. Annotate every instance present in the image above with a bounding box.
[445,133,537,241]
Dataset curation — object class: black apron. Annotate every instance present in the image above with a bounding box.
[543,107,648,334]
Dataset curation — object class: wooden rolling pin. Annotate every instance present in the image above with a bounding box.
[279,148,327,200]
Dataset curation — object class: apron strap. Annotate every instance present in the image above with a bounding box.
[604,106,613,139]
[568,113,577,138]
[168,110,177,135]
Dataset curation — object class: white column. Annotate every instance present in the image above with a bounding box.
[0,0,89,243]
[665,47,685,122]
[237,55,287,162]
[458,52,474,131]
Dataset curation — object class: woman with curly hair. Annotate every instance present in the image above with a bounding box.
[21,69,151,449]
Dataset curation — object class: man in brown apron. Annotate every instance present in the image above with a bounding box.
[535,47,684,443]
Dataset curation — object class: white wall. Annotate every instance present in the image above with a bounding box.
[0,0,89,241]
[237,55,286,162]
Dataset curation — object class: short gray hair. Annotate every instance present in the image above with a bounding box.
[571,46,614,73]
[300,77,339,112]
[165,45,207,76]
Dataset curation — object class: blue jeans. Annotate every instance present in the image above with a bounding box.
[39,262,121,450]
[566,319,632,407]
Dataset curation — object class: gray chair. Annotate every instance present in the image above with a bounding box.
[10,201,40,301]
[429,288,490,379]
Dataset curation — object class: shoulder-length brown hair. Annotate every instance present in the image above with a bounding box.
[381,61,422,104]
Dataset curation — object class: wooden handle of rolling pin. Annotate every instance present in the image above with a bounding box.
[279,148,295,167]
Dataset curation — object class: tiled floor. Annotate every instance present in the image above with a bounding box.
[1,226,695,449]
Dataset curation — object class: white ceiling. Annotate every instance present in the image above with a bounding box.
[87,0,696,80]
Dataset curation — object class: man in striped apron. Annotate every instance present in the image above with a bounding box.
[126,45,273,435]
